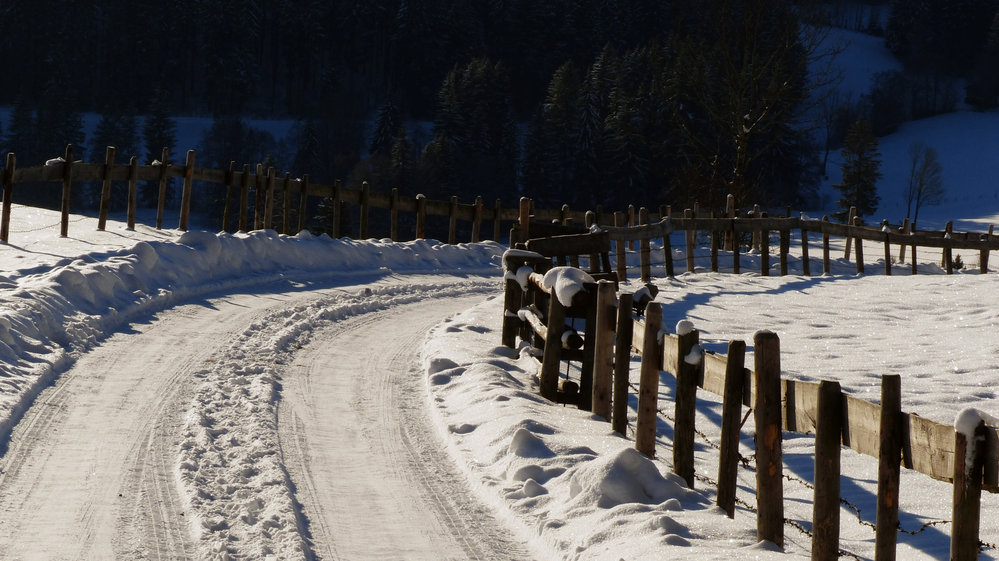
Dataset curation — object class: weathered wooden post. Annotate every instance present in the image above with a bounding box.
[717,339,747,518]
[126,156,138,230]
[822,215,831,274]
[779,226,790,276]
[755,330,784,549]
[636,302,662,459]
[628,204,636,250]
[674,321,701,488]
[221,161,235,232]
[760,221,770,276]
[981,224,994,274]
[281,172,291,234]
[943,220,954,274]
[614,211,627,282]
[852,215,864,274]
[910,221,918,275]
[253,163,264,230]
[951,416,987,561]
[812,380,843,561]
[60,145,74,237]
[97,145,116,231]
[613,293,634,437]
[724,194,736,251]
[238,164,251,231]
[264,166,276,230]
[471,195,483,243]
[1,153,15,243]
[517,196,531,245]
[664,225,676,277]
[640,207,651,282]
[155,147,169,230]
[416,193,427,240]
[882,221,892,275]
[179,149,195,231]
[359,181,370,239]
[591,280,617,422]
[844,206,857,259]
[297,174,310,234]
[731,219,740,274]
[898,218,910,263]
[801,221,811,276]
[502,277,523,349]
[539,289,567,402]
[876,374,902,561]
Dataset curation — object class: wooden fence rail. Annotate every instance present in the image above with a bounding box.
[500,252,998,560]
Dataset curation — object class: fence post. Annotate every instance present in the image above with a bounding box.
[1,153,14,243]
[981,225,994,274]
[852,215,864,274]
[98,145,116,231]
[875,374,902,561]
[760,220,770,276]
[779,227,789,276]
[943,221,954,274]
[710,212,720,273]
[502,277,523,348]
[636,302,662,459]
[613,293,634,437]
[812,380,843,561]
[179,150,195,231]
[156,147,169,230]
[221,161,235,232]
[822,215,831,274]
[472,195,483,243]
[539,290,567,402]
[801,222,811,276]
[731,219,740,274]
[752,204,762,250]
[910,221,917,274]
[281,172,291,234]
[883,225,892,275]
[238,164,250,231]
[628,205,636,250]
[297,174,309,234]
[60,145,74,238]
[640,207,651,282]
[684,208,695,273]
[253,163,264,229]
[724,194,735,251]
[614,211,627,281]
[844,206,857,259]
[127,156,138,230]
[674,323,701,488]
[754,330,784,549]
[416,194,426,239]
[263,167,275,230]
[898,218,910,263]
[951,419,987,561]
[717,339,747,518]
[517,197,530,244]
[591,280,617,422]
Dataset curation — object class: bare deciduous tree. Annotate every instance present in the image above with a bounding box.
[905,141,945,224]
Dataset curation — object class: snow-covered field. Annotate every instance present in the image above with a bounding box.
[0,201,997,560]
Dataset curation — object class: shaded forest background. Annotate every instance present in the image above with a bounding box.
[1,0,997,220]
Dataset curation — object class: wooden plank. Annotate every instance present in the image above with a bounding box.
[636,303,662,459]
[842,394,882,458]
[902,413,955,483]
[613,294,634,436]
[782,378,820,435]
[526,231,611,259]
[702,351,728,396]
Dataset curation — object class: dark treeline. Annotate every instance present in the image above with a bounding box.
[1,0,997,222]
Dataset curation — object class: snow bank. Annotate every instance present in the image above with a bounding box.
[0,230,504,453]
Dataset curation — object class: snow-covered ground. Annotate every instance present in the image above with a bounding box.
[0,201,997,560]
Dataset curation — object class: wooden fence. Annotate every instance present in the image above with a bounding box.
[501,247,999,561]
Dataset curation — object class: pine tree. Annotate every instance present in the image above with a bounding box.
[370,102,402,157]
[834,119,882,221]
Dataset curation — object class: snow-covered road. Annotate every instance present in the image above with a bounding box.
[278,295,534,561]
[0,277,533,561]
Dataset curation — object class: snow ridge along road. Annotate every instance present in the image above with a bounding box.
[0,274,535,561]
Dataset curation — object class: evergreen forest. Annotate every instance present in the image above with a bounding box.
[1,0,997,217]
